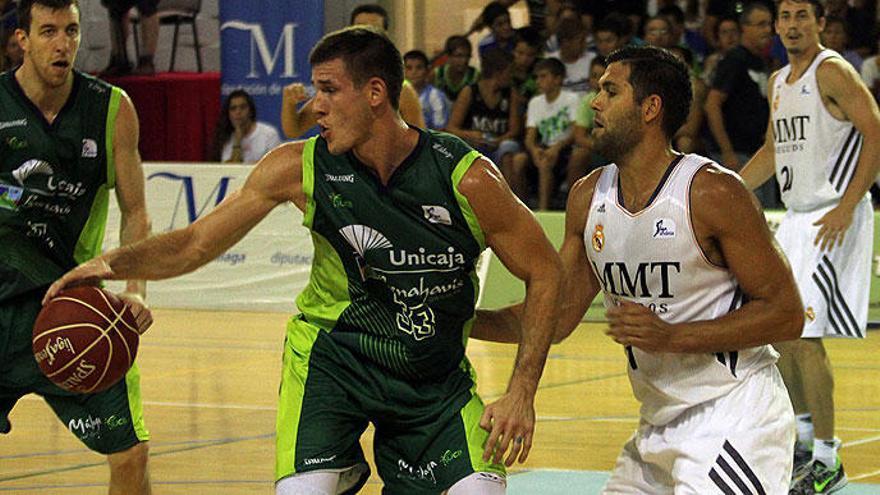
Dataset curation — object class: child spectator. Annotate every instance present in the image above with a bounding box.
[570,56,608,180]
[513,58,581,210]
[404,50,450,130]
[478,2,516,59]
[548,16,595,95]
[512,26,543,103]
[433,35,480,103]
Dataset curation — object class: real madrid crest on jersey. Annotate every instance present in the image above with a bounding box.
[592,224,604,252]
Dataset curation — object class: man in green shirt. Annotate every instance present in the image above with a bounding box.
[0,1,153,493]
[48,26,562,494]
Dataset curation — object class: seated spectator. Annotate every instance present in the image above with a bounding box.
[860,47,880,102]
[512,58,581,210]
[433,35,480,103]
[659,4,709,59]
[211,90,281,164]
[821,15,863,71]
[512,26,542,103]
[1,27,22,71]
[669,45,706,153]
[349,3,388,30]
[404,50,450,130]
[478,2,516,59]
[100,0,159,76]
[643,15,675,49]
[593,12,630,59]
[447,47,522,174]
[702,16,739,85]
[544,3,582,53]
[547,16,595,95]
[570,56,608,178]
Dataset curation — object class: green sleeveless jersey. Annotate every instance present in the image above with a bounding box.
[297,130,487,380]
[0,70,121,301]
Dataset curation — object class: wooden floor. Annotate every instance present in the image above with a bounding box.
[2,309,879,494]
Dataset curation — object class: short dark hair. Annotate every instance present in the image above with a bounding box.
[596,12,632,38]
[535,57,566,78]
[481,1,509,28]
[557,17,586,43]
[590,55,608,70]
[310,26,403,109]
[444,35,472,55]
[715,15,740,36]
[515,26,543,50]
[775,0,824,20]
[823,15,846,32]
[606,46,692,139]
[658,5,685,26]
[740,2,771,26]
[349,3,389,30]
[210,89,257,162]
[480,47,513,79]
[17,0,79,33]
[403,49,429,68]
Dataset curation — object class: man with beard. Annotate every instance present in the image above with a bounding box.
[471,45,804,493]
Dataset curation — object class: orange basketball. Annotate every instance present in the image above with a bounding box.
[32,286,140,394]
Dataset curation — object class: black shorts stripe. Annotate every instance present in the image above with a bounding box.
[830,128,857,186]
[822,256,862,337]
[815,264,857,337]
[709,467,738,495]
[718,456,754,494]
[835,135,863,193]
[812,272,850,336]
[723,441,767,495]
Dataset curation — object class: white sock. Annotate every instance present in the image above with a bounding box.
[813,438,839,467]
[796,414,814,450]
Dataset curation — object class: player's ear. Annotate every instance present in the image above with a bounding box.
[365,77,387,108]
[642,94,663,125]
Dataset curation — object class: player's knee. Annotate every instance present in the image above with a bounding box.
[107,441,149,474]
[446,472,507,494]
[276,471,340,495]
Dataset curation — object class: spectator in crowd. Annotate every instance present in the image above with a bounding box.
[860,44,880,102]
[642,15,674,49]
[478,2,516,59]
[514,57,580,210]
[702,16,739,85]
[570,55,608,176]
[593,12,631,59]
[433,35,480,103]
[1,26,22,71]
[659,4,709,59]
[100,0,159,76]
[404,50,450,130]
[669,45,706,153]
[447,47,523,175]
[821,16,863,72]
[211,89,281,164]
[543,2,581,53]
[511,26,542,103]
[548,16,595,94]
[468,0,561,39]
[705,2,779,207]
[281,11,424,137]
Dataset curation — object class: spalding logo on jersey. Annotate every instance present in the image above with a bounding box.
[592,224,604,252]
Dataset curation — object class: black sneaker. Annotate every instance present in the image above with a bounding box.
[792,445,812,480]
[789,458,847,494]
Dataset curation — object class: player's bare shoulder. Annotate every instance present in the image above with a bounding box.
[247,140,309,208]
[567,166,606,230]
[815,56,861,103]
[690,162,762,232]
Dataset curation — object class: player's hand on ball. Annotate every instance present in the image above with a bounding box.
[606,300,674,352]
[117,292,153,335]
[43,257,115,305]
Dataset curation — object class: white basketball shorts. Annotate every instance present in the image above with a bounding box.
[603,365,794,494]
[775,198,873,338]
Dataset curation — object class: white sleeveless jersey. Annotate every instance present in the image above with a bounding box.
[773,49,865,211]
[585,155,778,426]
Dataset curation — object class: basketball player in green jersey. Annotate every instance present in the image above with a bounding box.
[0,1,153,493]
[48,26,562,494]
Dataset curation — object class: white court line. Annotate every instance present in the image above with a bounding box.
[850,469,880,482]
[843,434,880,448]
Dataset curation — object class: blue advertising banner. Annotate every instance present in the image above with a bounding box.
[219,1,324,138]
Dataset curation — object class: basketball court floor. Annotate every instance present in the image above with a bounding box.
[2,309,879,494]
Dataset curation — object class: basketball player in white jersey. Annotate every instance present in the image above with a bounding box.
[740,1,880,492]
[473,45,804,493]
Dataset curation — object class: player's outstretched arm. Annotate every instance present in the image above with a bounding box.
[459,158,563,467]
[813,58,880,250]
[45,142,306,302]
[606,165,803,353]
[112,92,153,330]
